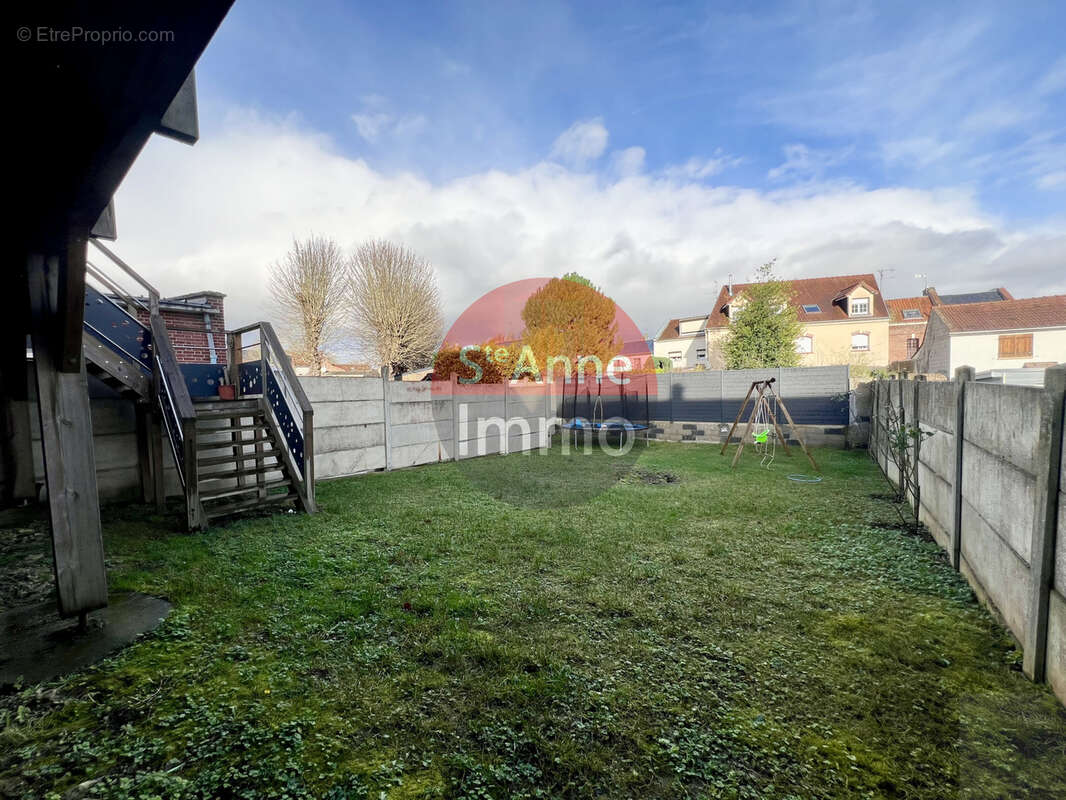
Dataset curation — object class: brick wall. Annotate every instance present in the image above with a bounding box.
[135,295,226,364]
[889,322,926,363]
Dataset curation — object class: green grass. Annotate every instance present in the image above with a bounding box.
[2,442,1064,799]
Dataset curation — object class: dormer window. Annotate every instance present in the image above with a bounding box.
[850,298,870,316]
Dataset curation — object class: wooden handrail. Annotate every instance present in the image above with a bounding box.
[150,315,195,421]
[259,322,313,414]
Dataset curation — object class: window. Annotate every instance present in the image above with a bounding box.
[851,332,870,351]
[850,298,870,316]
[668,350,682,364]
[801,304,821,313]
[795,335,814,354]
[998,334,1033,359]
[696,348,707,361]
[902,309,922,319]
[906,336,920,357]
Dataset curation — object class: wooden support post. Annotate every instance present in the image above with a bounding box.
[136,402,153,504]
[182,416,202,531]
[762,387,794,457]
[951,366,975,570]
[772,389,819,472]
[721,381,758,455]
[730,381,769,467]
[381,366,392,471]
[27,251,108,617]
[147,407,165,511]
[0,317,36,503]
[1023,364,1066,681]
[227,331,239,395]
[303,405,315,512]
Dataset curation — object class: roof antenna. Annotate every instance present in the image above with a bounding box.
[727,272,733,296]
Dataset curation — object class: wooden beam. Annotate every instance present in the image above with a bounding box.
[731,381,770,468]
[772,387,820,472]
[27,253,108,617]
[57,237,89,373]
[90,199,117,241]
[156,69,200,145]
[720,381,758,455]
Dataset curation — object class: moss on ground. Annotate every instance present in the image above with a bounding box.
[1,443,1064,799]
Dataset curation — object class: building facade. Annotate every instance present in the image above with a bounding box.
[912,295,1066,377]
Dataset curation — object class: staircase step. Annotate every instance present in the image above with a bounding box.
[194,401,261,418]
[204,491,295,520]
[200,478,292,500]
[197,465,285,482]
[196,430,272,445]
[197,426,270,439]
[197,451,280,467]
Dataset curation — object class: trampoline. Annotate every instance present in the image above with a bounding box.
[559,371,652,446]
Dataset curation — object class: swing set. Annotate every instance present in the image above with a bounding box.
[720,378,819,472]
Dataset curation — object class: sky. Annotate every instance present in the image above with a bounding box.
[112,0,1066,342]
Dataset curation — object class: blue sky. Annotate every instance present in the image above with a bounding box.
[116,0,1065,335]
[198,0,1065,218]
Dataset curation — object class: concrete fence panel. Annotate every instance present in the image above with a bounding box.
[870,368,1065,707]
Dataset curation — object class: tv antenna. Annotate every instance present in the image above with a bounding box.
[914,272,928,290]
[875,267,895,289]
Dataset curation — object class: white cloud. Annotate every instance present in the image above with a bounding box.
[549,118,609,168]
[350,96,426,143]
[767,144,851,181]
[661,151,742,181]
[611,146,645,177]
[110,109,1065,341]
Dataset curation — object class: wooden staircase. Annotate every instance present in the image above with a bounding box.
[193,400,299,522]
[80,240,315,531]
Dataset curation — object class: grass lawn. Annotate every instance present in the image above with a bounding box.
[2,442,1065,799]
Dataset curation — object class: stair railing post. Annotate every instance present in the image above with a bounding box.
[182,416,201,530]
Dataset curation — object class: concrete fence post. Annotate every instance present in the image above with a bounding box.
[1023,364,1066,681]
[951,365,975,570]
[502,378,509,456]
[912,378,922,514]
[451,372,460,462]
[381,366,392,471]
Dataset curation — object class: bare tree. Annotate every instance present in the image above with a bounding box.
[348,240,443,378]
[269,235,348,375]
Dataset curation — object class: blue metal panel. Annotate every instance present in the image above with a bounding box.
[239,361,263,395]
[180,363,227,398]
[83,284,152,373]
[265,361,304,471]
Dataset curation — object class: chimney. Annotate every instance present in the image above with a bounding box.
[923,287,942,306]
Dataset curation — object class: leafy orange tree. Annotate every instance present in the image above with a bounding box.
[432,338,520,383]
[518,278,622,381]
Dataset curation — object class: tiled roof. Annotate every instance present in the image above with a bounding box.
[707,273,888,328]
[886,296,932,323]
[656,316,710,339]
[937,288,1011,305]
[934,295,1066,333]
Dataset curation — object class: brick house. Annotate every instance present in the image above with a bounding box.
[886,287,1012,365]
[128,291,227,364]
